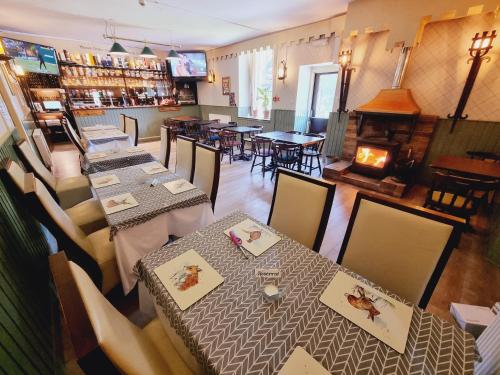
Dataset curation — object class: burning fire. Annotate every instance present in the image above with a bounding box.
[355,147,388,168]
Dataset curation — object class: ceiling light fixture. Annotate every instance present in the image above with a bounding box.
[167,31,180,60]
[140,45,157,58]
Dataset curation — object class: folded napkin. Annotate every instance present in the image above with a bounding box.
[278,347,329,375]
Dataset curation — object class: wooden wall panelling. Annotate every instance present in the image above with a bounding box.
[419,119,500,184]
[324,111,349,158]
[74,106,202,140]
[0,135,62,374]
[271,109,296,132]
[199,105,238,123]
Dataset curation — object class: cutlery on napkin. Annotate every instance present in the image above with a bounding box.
[229,230,249,259]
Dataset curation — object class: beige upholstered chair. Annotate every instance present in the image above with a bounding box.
[338,192,464,308]
[0,159,106,234]
[175,135,196,182]
[24,173,119,294]
[49,252,194,375]
[14,140,92,209]
[268,168,336,252]
[159,124,171,168]
[193,143,220,210]
[124,115,139,146]
[119,113,126,133]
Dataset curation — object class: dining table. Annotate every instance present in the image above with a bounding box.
[90,162,214,294]
[83,146,156,174]
[228,126,262,161]
[256,131,324,172]
[136,211,476,375]
[430,155,500,180]
[82,128,133,152]
[207,122,237,130]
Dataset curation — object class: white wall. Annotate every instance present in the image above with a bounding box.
[197,57,239,107]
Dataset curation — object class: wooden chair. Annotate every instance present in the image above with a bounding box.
[184,122,201,141]
[0,159,106,235]
[338,192,465,308]
[193,143,221,210]
[424,172,498,224]
[159,125,171,168]
[286,130,302,135]
[164,119,184,142]
[219,130,241,164]
[250,137,273,176]
[14,139,92,209]
[24,173,119,294]
[175,135,196,182]
[124,116,139,146]
[302,133,325,176]
[119,113,126,133]
[271,141,301,179]
[268,168,336,252]
[49,252,195,375]
[466,150,500,163]
[62,113,86,156]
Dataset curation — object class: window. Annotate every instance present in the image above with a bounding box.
[311,72,337,119]
[238,49,273,120]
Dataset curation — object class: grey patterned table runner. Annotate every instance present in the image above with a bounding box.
[90,163,210,237]
[135,211,476,375]
[82,130,129,144]
[83,150,155,174]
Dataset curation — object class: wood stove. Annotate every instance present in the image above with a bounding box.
[350,138,401,178]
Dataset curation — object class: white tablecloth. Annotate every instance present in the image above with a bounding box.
[114,202,214,294]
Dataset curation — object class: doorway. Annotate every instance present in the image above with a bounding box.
[310,72,337,134]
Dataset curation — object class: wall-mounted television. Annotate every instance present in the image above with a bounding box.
[0,37,59,75]
[168,51,207,79]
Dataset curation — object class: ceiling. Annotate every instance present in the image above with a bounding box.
[1,0,348,52]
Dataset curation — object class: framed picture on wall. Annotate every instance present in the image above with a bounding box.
[222,77,230,96]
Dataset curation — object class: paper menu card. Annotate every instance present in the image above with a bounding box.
[101,193,139,215]
[224,219,281,256]
[90,174,120,188]
[141,162,168,175]
[320,271,413,354]
[154,249,224,311]
[87,152,107,160]
[278,347,330,375]
[163,179,196,194]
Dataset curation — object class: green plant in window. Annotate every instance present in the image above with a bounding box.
[257,87,271,110]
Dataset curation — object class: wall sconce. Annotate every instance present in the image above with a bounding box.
[207,70,216,84]
[337,49,355,118]
[277,60,287,81]
[448,30,496,133]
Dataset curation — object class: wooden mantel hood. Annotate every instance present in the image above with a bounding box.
[354,88,421,142]
[356,88,421,116]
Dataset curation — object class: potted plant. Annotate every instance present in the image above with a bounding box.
[257,87,271,119]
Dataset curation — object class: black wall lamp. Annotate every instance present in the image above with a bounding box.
[448,30,496,133]
[337,49,355,118]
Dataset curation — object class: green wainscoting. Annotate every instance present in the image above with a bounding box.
[324,111,349,158]
[75,105,201,140]
[270,109,295,132]
[0,135,62,374]
[199,105,238,122]
[419,119,500,184]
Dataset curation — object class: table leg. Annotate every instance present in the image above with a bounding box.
[298,146,303,173]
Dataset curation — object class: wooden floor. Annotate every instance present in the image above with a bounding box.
[51,140,500,324]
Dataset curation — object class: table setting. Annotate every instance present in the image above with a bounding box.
[83,146,156,174]
[135,211,476,375]
[89,161,214,294]
[82,128,133,152]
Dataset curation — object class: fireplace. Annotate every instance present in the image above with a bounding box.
[350,139,401,178]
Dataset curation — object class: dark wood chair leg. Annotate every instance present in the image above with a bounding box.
[317,155,322,175]
[262,156,266,176]
[251,155,257,172]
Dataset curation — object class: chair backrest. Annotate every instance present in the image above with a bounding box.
[32,128,52,167]
[193,143,221,210]
[124,116,139,146]
[268,168,336,252]
[14,139,57,194]
[252,137,273,156]
[338,192,464,308]
[119,114,126,133]
[273,141,301,164]
[426,172,498,217]
[219,130,237,147]
[175,135,196,182]
[304,133,326,153]
[466,150,500,163]
[62,114,85,155]
[286,130,302,135]
[0,159,28,204]
[49,252,172,375]
[23,173,102,289]
[159,125,172,168]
